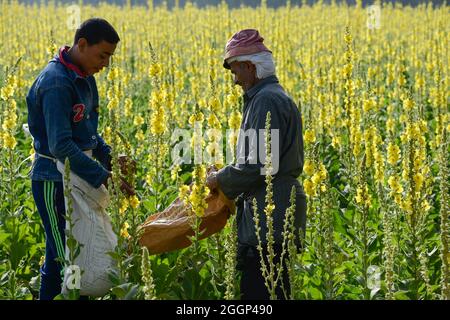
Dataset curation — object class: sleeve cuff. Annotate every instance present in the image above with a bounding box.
[216,168,239,200]
[92,168,110,189]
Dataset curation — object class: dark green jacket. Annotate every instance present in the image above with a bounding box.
[216,75,306,248]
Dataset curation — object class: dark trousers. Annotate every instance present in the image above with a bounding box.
[238,244,291,300]
[32,180,66,300]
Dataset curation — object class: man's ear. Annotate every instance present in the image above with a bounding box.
[77,38,88,53]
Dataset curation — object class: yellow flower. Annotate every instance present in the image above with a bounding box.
[2,113,17,131]
[0,82,15,101]
[210,97,221,113]
[228,110,242,129]
[401,197,412,213]
[403,98,414,112]
[355,188,363,204]
[207,113,221,129]
[3,132,17,149]
[39,255,45,267]
[189,112,204,126]
[303,159,314,176]
[120,222,130,239]
[150,107,166,135]
[134,114,145,126]
[386,118,395,133]
[179,184,190,203]
[304,129,316,144]
[421,199,431,212]
[104,126,112,144]
[107,97,119,110]
[311,172,321,185]
[149,63,162,77]
[388,175,403,195]
[331,135,341,148]
[264,203,275,215]
[318,163,327,180]
[129,195,140,209]
[119,198,129,214]
[135,129,145,141]
[171,165,181,182]
[363,98,377,113]
[107,67,120,81]
[304,179,315,197]
[355,185,371,207]
[124,98,133,117]
[387,143,401,165]
[413,172,424,192]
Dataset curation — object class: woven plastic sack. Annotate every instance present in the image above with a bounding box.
[139,189,235,255]
[57,159,117,297]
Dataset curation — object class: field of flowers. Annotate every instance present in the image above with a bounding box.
[0,0,448,300]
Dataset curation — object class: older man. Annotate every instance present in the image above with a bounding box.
[206,29,307,300]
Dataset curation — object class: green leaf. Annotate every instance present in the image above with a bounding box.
[124,284,140,300]
[393,291,410,300]
[309,287,323,300]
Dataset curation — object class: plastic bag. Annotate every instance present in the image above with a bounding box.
[57,159,118,297]
[139,189,235,255]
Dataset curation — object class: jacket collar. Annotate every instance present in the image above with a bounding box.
[244,75,279,101]
[56,46,88,79]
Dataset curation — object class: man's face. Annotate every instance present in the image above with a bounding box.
[229,61,256,89]
[77,39,117,76]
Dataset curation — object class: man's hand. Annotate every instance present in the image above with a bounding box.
[206,172,218,191]
[103,173,135,197]
[106,155,137,176]
[118,155,137,176]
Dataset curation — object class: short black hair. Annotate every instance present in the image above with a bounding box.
[74,18,120,45]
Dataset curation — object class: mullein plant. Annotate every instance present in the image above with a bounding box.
[140,246,157,300]
[0,72,19,225]
[223,96,241,300]
[398,97,435,299]
[223,214,238,300]
[383,109,402,299]
[146,41,168,211]
[341,26,356,181]
[360,94,384,300]
[0,64,27,299]
[61,158,82,300]
[437,126,449,300]
[251,112,299,300]
[204,74,228,297]
[206,73,223,168]
[427,34,449,300]
[252,112,277,300]
[353,157,375,300]
[284,187,300,300]
[302,121,338,299]
[105,66,135,295]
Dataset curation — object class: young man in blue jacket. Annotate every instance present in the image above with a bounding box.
[26,18,134,300]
